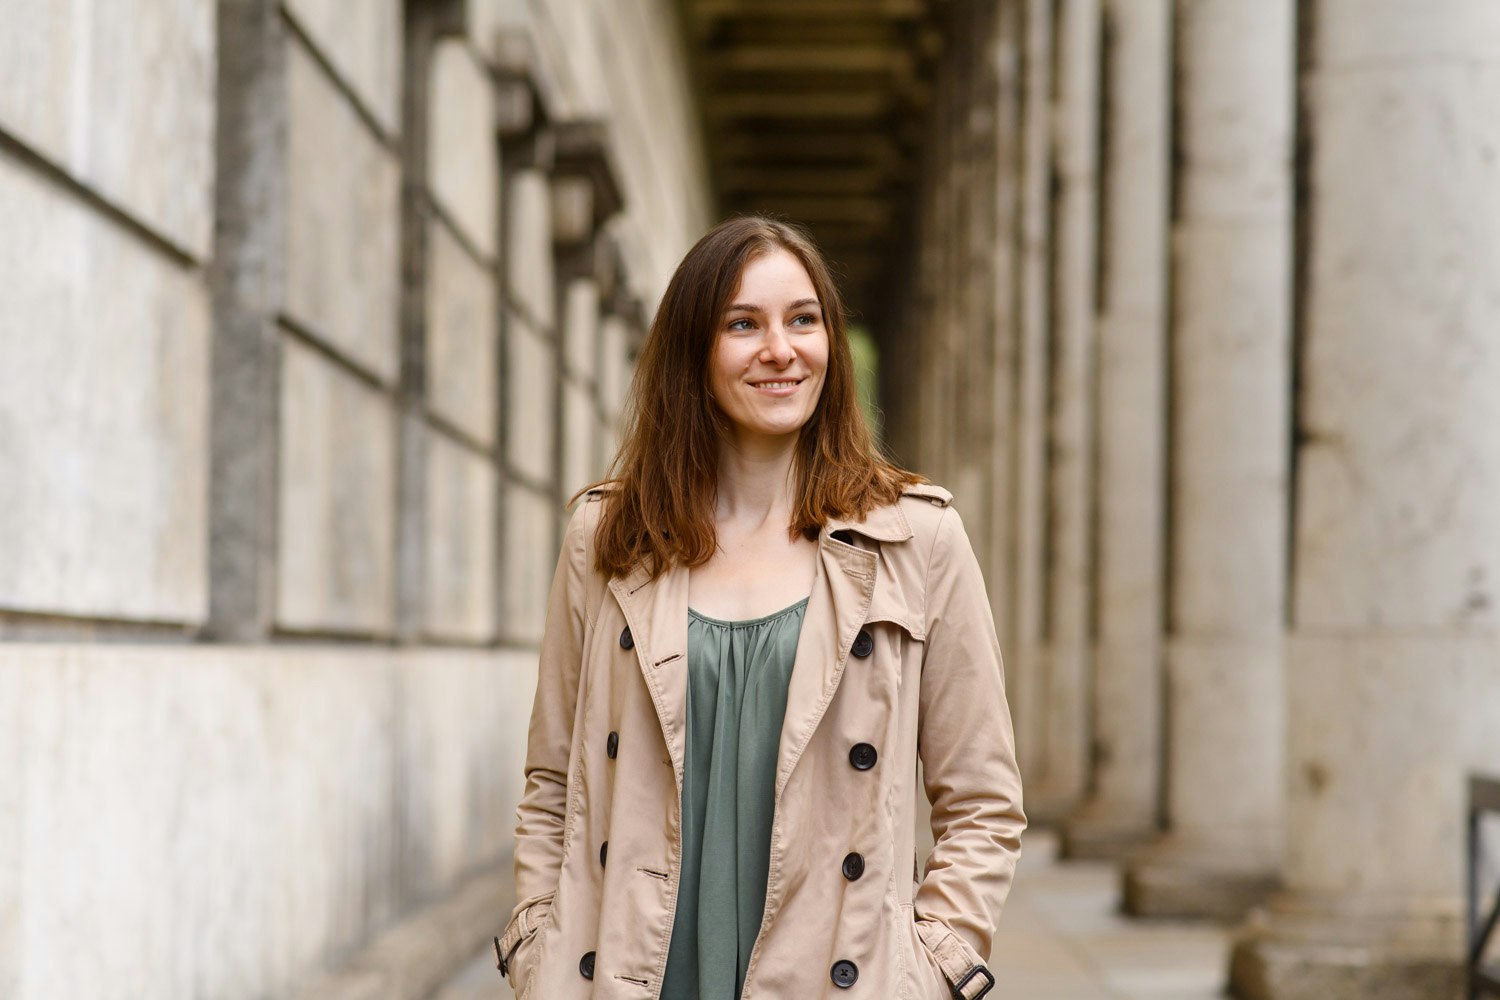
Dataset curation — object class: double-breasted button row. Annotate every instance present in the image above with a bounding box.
[851,628,874,658]
[831,959,859,988]
[841,851,865,881]
[849,742,878,770]
[579,950,595,979]
[599,841,608,867]
[607,730,619,759]
[619,626,633,649]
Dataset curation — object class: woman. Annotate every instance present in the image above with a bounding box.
[496,217,1024,999]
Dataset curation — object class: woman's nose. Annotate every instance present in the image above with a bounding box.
[760,324,796,363]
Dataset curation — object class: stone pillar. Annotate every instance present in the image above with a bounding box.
[1008,0,1054,785]
[984,0,1025,645]
[1124,0,1293,918]
[1229,3,1500,996]
[1063,0,1171,859]
[1030,0,1101,823]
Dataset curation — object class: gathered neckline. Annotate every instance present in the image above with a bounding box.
[688,595,810,629]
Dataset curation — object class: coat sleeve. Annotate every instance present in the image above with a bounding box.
[913,503,1027,990]
[498,500,594,980]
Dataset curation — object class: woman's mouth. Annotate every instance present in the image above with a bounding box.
[749,378,804,396]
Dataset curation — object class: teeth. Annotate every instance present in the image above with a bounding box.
[756,381,798,388]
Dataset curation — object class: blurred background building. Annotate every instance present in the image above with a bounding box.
[1,1,1497,998]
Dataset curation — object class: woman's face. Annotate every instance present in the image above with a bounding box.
[709,248,830,447]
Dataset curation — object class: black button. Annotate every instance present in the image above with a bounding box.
[851,628,874,658]
[849,742,878,770]
[619,626,633,649]
[831,959,859,988]
[579,951,595,979]
[607,731,619,759]
[842,852,865,881]
[600,841,608,867]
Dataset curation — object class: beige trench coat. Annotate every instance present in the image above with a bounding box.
[497,482,1025,999]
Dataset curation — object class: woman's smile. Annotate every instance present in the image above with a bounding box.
[749,377,805,396]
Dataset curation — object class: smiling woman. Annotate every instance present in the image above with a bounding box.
[498,215,1025,1000]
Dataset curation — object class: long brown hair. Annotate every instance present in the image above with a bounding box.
[571,215,925,580]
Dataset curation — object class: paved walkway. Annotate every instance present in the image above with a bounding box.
[437,830,1231,999]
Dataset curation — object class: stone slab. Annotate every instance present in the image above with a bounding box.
[426,220,499,446]
[561,278,599,381]
[423,431,497,644]
[505,168,556,331]
[276,336,397,635]
[504,316,556,485]
[398,650,532,898]
[284,39,401,383]
[0,643,533,1000]
[598,314,629,420]
[501,485,556,645]
[0,0,215,256]
[428,39,499,259]
[0,156,210,624]
[561,381,598,500]
[282,0,402,134]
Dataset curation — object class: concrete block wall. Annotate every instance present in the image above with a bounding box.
[0,1,705,999]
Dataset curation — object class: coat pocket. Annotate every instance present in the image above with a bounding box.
[900,903,950,1000]
[498,892,554,995]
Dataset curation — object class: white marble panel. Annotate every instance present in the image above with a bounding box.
[0,156,209,623]
[501,485,556,645]
[282,0,402,134]
[0,0,215,255]
[423,431,497,643]
[428,39,499,258]
[397,648,529,897]
[284,40,401,383]
[277,337,397,635]
[505,169,556,331]
[561,380,598,500]
[505,316,556,484]
[0,646,400,1000]
[426,220,499,445]
[562,278,600,381]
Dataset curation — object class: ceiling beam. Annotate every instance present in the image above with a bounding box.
[707,92,894,118]
[690,0,926,20]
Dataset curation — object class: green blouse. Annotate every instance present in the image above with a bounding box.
[658,595,810,1000]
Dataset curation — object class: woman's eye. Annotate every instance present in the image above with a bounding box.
[792,313,818,326]
[728,318,754,331]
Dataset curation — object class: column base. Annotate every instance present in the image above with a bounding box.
[1227,900,1463,1000]
[1123,840,1279,920]
[1060,803,1157,860]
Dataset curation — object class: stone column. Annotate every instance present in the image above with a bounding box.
[1030,0,1101,823]
[1062,0,1171,859]
[1008,0,1054,784]
[1229,3,1500,996]
[1124,0,1293,918]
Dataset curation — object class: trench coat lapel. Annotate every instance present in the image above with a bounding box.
[609,560,692,789]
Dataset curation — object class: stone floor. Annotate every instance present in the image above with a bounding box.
[434,829,1232,999]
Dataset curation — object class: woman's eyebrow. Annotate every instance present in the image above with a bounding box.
[725,298,822,313]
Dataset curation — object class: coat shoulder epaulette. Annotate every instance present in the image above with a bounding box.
[899,482,953,507]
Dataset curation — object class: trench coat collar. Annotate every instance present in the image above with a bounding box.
[606,501,909,800]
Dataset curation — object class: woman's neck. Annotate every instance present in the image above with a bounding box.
[714,433,799,530]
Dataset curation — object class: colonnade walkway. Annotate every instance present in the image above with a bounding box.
[436,828,1231,999]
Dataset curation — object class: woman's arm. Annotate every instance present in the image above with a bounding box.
[914,504,1027,988]
[499,501,594,974]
